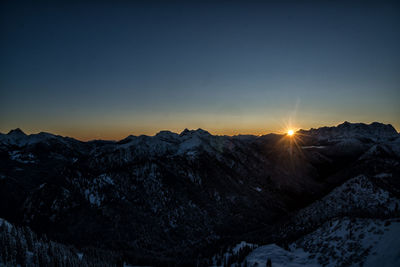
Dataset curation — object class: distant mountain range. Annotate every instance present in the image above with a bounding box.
[0,122,399,266]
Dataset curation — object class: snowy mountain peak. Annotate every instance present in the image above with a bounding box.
[7,128,26,136]
[336,121,397,132]
[179,128,211,137]
[0,129,69,147]
[155,130,179,140]
[299,121,399,142]
[1,128,29,146]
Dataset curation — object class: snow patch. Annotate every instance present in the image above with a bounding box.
[246,244,319,267]
[232,241,256,254]
[374,173,392,179]
[39,183,46,189]
[76,253,84,260]
[294,218,400,267]
[9,150,36,163]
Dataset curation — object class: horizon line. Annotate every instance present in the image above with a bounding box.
[1,121,398,142]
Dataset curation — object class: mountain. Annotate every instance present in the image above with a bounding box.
[243,171,400,266]
[245,217,400,267]
[0,122,399,266]
[298,121,399,142]
[0,217,122,266]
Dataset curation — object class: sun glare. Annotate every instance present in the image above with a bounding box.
[287,129,294,136]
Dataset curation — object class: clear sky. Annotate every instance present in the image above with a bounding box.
[1,0,399,140]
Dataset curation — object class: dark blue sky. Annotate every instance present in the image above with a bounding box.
[1,0,399,140]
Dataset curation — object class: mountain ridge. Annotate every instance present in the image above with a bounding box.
[0,121,399,265]
[1,121,398,146]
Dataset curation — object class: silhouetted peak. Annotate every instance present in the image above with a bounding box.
[337,121,397,132]
[155,130,179,140]
[179,128,210,137]
[179,128,190,136]
[194,128,211,135]
[339,121,351,127]
[300,121,398,141]
[7,128,26,136]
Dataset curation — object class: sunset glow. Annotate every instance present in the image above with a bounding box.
[0,1,399,140]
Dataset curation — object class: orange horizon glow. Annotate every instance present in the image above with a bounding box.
[1,119,398,142]
[1,126,297,142]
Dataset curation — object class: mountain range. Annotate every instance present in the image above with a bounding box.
[0,121,399,266]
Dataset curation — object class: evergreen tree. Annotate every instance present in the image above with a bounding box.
[16,233,27,267]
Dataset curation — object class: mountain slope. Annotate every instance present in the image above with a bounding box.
[0,217,122,266]
[245,218,400,267]
[0,121,399,265]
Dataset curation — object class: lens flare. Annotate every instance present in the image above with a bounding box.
[287,129,294,136]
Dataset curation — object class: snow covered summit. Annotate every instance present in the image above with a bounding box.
[298,121,399,142]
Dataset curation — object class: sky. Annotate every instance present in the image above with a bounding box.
[1,0,399,140]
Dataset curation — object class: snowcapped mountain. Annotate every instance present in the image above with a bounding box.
[278,174,400,240]
[216,169,400,267]
[298,121,399,142]
[0,122,399,266]
[245,217,400,267]
[0,128,82,147]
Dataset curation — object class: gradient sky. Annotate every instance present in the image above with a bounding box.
[1,0,399,140]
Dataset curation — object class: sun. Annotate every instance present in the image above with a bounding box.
[287,129,294,136]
